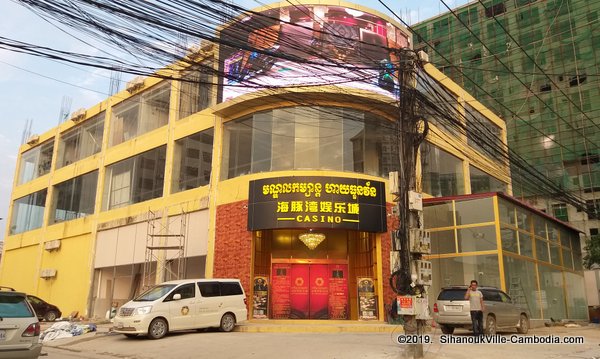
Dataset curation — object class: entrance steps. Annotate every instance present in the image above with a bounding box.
[237,320,402,333]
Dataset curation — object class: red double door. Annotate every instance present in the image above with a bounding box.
[271,263,348,319]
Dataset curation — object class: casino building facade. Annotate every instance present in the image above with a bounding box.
[2,1,578,322]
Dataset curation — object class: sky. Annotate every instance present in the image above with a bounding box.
[0,0,471,241]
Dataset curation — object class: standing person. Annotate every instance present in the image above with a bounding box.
[464,280,485,336]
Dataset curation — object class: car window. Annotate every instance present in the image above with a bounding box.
[164,283,196,301]
[198,282,220,297]
[499,292,512,303]
[219,282,243,296]
[0,294,35,318]
[134,284,177,301]
[437,289,467,301]
[481,290,502,302]
[28,296,42,304]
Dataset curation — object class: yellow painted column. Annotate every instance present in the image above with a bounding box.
[493,195,506,292]
[375,234,385,321]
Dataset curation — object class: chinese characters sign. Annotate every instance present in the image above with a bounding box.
[248,176,387,232]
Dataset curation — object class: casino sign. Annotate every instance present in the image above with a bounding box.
[247,176,387,233]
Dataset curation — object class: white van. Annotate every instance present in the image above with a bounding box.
[113,279,248,339]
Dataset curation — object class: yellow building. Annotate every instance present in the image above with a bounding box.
[2,1,560,322]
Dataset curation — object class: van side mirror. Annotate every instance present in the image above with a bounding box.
[173,293,182,301]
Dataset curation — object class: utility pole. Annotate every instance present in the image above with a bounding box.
[390,50,431,359]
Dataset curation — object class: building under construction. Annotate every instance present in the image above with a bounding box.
[413,0,600,309]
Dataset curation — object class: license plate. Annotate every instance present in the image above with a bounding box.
[117,322,124,329]
[445,305,462,312]
[0,330,5,341]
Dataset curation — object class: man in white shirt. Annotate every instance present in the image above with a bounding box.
[464,280,485,335]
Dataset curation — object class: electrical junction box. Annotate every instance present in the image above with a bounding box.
[408,191,423,211]
[390,251,400,274]
[414,260,432,286]
[388,171,399,195]
[415,297,430,320]
[409,229,431,254]
[397,295,415,315]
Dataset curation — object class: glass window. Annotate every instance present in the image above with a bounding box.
[222,107,397,179]
[219,282,243,296]
[421,142,465,197]
[457,225,497,252]
[503,256,541,319]
[501,227,518,253]
[51,171,98,223]
[57,113,104,168]
[516,208,531,230]
[102,146,166,210]
[533,215,547,239]
[465,104,504,159]
[549,244,561,265]
[431,230,456,254]
[198,282,220,297]
[519,232,533,257]
[424,202,454,229]
[179,63,213,119]
[10,189,47,234]
[429,255,500,306]
[110,82,170,146]
[165,283,196,301]
[172,129,214,193]
[564,272,587,319]
[416,70,459,137]
[536,239,549,262]
[498,199,517,226]
[455,197,494,225]
[469,166,507,194]
[537,264,566,319]
[547,225,559,243]
[551,203,568,222]
[17,140,54,185]
[561,248,573,269]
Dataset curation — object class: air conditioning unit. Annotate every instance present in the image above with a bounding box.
[70,108,87,122]
[126,76,145,93]
[26,135,39,145]
[408,191,423,211]
[44,240,61,251]
[409,229,431,254]
[40,268,57,279]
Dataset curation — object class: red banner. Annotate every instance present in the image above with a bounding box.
[290,264,310,319]
[309,264,329,319]
[271,264,291,319]
[328,264,348,319]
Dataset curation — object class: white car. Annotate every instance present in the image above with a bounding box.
[113,279,248,339]
[0,289,42,359]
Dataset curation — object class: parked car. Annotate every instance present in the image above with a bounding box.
[0,289,42,359]
[433,285,530,335]
[27,295,62,322]
[113,279,248,339]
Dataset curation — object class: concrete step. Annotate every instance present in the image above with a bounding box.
[237,320,403,333]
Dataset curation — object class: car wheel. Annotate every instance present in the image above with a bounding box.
[440,325,454,334]
[147,318,168,339]
[124,334,138,339]
[219,313,236,332]
[44,310,58,322]
[517,314,529,334]
[485,315,496,335]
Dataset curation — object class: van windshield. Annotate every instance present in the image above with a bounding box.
[134,284,177,301]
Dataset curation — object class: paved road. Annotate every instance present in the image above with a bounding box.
[41,325,600,359]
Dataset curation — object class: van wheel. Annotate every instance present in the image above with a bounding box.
[219,313,236,332]
[517,314,529,334]
[44,311,58,322]
[148,318,168,339]
[440,325,454,334]
[485,315,496,335]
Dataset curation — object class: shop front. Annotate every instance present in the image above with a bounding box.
[247,176,387,320]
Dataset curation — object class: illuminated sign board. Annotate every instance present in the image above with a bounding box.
[218,5,410,102]
[248,176,387,232]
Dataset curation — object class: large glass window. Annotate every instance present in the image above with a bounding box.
[501,227,518,253]
[57,114,104,168]
[537,264,566,319]
[469,165,507,194]
[421,142,465,197]
[431,230,456,254]
[222,107,397,179]
[457,225,497,252]
[424,202,454,229]
[10,189,47,234]
[17,140,54,185]
[563,272,587,319]
[519,232,533,257]
[465,104,504,159]
[172,129,214,193]
[102,146,166,210]
[51,171,98,223]
[455,197,494,225]
[110,83,171,146]
[503,256,541,319]
[179,64,213,119]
